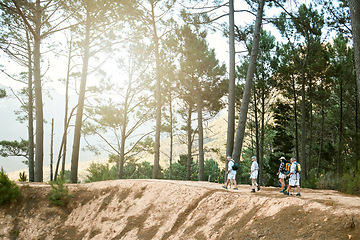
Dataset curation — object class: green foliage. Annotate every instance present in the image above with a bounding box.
[0,88,6,98]
[48,177,72,207]
[0,139,29,165]
[316,171,340,190]
[169,154,197,181]
[301,169,317,189]
[204,159,223,183]
[122,159,157,179]
[86,158,163,182]
[18,171,27,182]
[339,163,360,195]
[86,162,118,182]
[0,168,21,205]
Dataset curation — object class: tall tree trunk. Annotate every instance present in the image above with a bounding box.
[253,83,260,183]
[151,1,161,179]
[62,37,72,178]
[356,85,360,170]
[70,8,91,183]
[291,74,300,161]
[186,102,193,180]
[50,118,54,181]
[226,0,235,162]
[317,95,325,177]
[232,0,265,162]
[197,93,204,181]
[259,84,265,185]
[349,0,360,107]
[34,0,44,182]
[225,0,235,183]
[349,0,360,170]
[118,66,131,179]
[300,66,307,181]
[26,30,34,182]
[308,68,313,179]
[338,78,343,176]
[169,96,173,179]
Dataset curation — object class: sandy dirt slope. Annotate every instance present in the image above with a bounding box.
[0,179,359,240]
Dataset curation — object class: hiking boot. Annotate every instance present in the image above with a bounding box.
[296,192,301,197]
[233,187,238,190]
[257,186,261,191]
[222,186,227,190]
[280,190,284,193]
[251,189,256,193]
[283,191,289,195]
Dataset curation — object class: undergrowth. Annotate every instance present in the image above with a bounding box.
[48,176,73,206]
[0,168,21,205]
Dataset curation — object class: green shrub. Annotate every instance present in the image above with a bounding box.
[0,168,21,205]
[85,162,118,182]
[316,171,340,190]
[18,171,27,182]
[48,177,72,206]
[340,171,360,195]
[302,169,318,189]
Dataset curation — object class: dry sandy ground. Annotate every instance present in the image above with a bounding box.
[1,179,360,240]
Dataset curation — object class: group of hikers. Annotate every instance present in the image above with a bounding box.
[222,155,301,197]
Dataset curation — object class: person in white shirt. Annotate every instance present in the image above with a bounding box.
[249,156,260,192]
[222,156,238,190]
[285,157,301,196]
[276,156,286,193]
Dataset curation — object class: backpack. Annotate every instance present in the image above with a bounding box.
[231,160,239,170]
[282,162,291,174]
[294,162,301,174]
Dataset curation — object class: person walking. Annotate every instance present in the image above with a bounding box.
[222,156,238,190]
[276,156,286,193]
[249,156,260,192]
[284,157,301,196]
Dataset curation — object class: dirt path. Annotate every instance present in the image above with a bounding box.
[1,180,359,239]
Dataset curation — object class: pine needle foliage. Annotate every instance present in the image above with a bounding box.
[0,168,21,205]
[48,177,72,207]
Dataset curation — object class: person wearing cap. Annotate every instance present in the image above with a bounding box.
[284,157,301,196]
[249,156,260,192]
[277,156,286,193]
[222,156,238,190]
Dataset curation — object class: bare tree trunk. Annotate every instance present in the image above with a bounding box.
[300,67,307,181]
[291,74,300,161]
[197,94,204,181]
[62,36,72,178]
[225,0,235,183]
[26,30,34,182]
[186,103,193,181]
[118,65,131,179]
[317,97,325,177]
[253,84,260,170]
[50,118,54,181]
[34,0,44,182]
[338,78,343,176]
[349,0,360,107]
[260,85,265,185]
[226,0,235,160]
[232,0,265,162]
[151,1,161,179]
[308,69,313,179]
[70,8,91,183]
[349,0,360,170]
[169,96,173,179]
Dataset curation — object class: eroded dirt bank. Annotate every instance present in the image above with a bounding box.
[1,179,359,239]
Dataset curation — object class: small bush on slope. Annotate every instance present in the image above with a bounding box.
[0,168,21,205]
